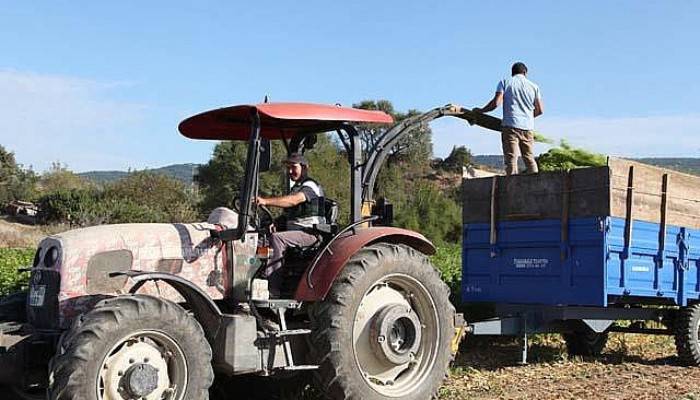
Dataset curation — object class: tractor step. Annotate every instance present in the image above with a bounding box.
[253,299,303,310]
[269,328,312,337]
[281,365,319,371]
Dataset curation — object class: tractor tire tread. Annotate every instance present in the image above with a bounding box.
[48,294,213,400]
[310,243,454,400]
[674,304,700,366]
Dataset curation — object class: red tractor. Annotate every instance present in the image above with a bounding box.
[0,102,468,400]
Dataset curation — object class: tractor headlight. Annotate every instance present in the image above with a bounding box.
[44,246,59,268]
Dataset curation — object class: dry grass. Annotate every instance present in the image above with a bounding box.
[0,216,66,248]
[441,333,700,400]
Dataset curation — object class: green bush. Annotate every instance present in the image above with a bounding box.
[106,171,198,222]
[393,180,462,244]
[432,243,461,302]
[0,248,33,296]
[38,162,92,195]
[37,171,198,226]
[37,188,104,225]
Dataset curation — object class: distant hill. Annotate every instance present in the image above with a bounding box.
[472,155,508,171]
[79,163,199,185]
[472,155,700,176]
[633,158,700,176]
[77,157,700,186]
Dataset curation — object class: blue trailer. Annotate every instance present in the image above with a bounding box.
[461,158,700,364]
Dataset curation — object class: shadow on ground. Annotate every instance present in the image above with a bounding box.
[6,336,681,400]
[454,335,680,371]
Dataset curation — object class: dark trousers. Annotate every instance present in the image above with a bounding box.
[265,230,318,295]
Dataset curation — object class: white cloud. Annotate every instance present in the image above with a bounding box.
[0,69,146,172]
[430,114,700,158]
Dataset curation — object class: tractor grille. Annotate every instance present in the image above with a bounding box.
[27,268,60,330]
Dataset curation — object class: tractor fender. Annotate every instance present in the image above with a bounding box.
[118,271,223,341]
[294,227,436,301]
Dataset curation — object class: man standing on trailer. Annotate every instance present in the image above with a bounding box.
[255,152,325,297]
[475,62,544,175]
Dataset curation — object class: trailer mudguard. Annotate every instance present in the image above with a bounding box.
[294,227,435,301]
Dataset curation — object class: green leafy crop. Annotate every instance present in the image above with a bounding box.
[0,248,34,296]
[537,140,607,172]
[432,243,462,302]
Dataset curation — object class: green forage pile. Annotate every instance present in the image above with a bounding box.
[537,140,607,172]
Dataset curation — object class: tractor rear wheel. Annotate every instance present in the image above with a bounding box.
[48,294,213,400]
[674,303,700,366]
[310,243,454,400]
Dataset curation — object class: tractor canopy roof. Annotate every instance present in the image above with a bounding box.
[179,102,394,141]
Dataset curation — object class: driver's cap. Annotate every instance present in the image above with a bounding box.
[284,152,308,166]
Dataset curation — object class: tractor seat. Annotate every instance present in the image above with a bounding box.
[285,199,339,259]
[312,198,339,237]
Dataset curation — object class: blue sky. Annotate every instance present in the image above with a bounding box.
[1,1,699,172]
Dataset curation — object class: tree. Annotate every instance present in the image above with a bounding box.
[106,171,199,222]
[352,100,433,165]
[39,162,91,194]
[196,140,287,215]
[0,145,38,204]
[437,145,474,173]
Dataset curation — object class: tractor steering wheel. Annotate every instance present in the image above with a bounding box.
[256,204,275,234]
[231,196,274,234]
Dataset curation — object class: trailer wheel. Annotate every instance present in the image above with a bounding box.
[563,330,609,356]
[310,243,454,400]
[48,294,213,400]
[674,303,700,366]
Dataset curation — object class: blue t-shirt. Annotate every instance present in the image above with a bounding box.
[497,74,541,131]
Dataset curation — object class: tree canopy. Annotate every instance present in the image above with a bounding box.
[0,145,37,204]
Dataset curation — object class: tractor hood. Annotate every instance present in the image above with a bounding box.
[43,222,219,271]
[34,219,238,327]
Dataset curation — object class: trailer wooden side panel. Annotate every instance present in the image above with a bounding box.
[608,158,700,229]
[462,157,700,228]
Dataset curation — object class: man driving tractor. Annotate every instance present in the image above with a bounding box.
[255,152,325,296]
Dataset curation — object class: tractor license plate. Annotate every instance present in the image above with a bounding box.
[29,285,46,307]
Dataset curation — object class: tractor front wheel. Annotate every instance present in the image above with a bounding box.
[311,243,454,400]
[48,294,213,400]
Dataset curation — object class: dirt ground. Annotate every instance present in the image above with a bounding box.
[214,333,700,400]
[441,333,700,400]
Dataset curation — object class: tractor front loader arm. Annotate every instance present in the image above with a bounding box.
[360,104,502,203]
